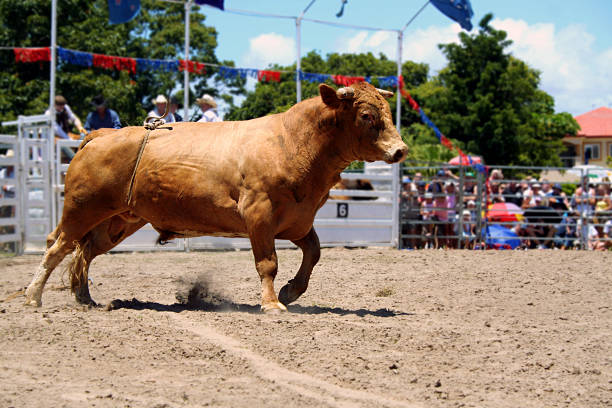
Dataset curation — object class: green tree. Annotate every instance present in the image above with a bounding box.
[225,51,450,168]
[0,0,240,127]
[226,51,428,121]
[427,13,579,166]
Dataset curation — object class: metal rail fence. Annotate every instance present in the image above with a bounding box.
[0,135,20,252]
[400,164,612,250]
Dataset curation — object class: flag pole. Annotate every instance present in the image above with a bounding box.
[184,0,191,121]
[50,0,57,114]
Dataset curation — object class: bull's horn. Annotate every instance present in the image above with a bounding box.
[376,88,394,98]
[336,87,355,99]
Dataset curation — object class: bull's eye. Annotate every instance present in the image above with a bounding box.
[361,113,373,123]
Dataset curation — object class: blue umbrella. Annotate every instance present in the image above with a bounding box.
[430,0,474,31]
[485,224,521,250]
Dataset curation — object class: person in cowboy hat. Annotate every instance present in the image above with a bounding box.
[196,94,221,123]
[84,94,121,131]
[145,94,175,124]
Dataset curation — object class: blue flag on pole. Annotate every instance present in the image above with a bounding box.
[194,0,224,10]
[430,0,474,31]
[108,0,141,24]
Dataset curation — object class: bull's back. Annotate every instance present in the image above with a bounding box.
[64,127,152,212]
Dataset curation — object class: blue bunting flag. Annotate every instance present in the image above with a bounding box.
[136,58,179,72]
[299,71,331,83]
[58,47,92,67]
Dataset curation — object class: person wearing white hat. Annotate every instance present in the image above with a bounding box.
[145,94,175,125]
[196,94,221,123]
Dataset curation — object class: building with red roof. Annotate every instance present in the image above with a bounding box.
[562,107,612,167]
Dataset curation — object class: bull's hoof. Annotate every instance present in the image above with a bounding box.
[279,281,305,306]
[261,301,288,314]
[24,298,42,307]
[278,284,296,306]
[24,288,42,307]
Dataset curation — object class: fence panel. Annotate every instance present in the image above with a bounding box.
[0,135,21,252]
[18,117,54,253]
[400,164,612,251]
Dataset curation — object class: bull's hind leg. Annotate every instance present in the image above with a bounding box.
[70,215,146,306]
[24,233,76,307]
[278,227,321,306]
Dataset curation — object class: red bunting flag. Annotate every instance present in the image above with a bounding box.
[396,75,405,89]
[257,70,281,82]
[93,53,136,73]
[440,135,454,150]
[333,75,364,86]
[14,47,51,63]
[399,88,420,111]
[179,60,206,74]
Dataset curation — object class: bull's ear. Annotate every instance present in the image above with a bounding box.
[319,84,339,108]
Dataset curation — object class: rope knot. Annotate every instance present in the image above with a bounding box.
[143,95,170,130]
[143,118,165,130]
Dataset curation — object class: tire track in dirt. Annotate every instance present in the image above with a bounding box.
[171,314,420,408]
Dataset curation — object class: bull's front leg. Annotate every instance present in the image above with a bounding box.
[279,227,320,306]
[245,201,287,313]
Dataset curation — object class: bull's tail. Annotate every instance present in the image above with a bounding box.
[67,234,93,293]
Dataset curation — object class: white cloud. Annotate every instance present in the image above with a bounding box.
[335,24,461,74]
[492,18,612,114]
[402,25,462,73]
[242,33,296,69]
[335,19,612,115]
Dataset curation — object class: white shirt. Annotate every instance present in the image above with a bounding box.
[197,108,221,123]
[523,188,545,207]
[145,108,175,125]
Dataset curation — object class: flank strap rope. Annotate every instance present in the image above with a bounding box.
[127,98,171,206]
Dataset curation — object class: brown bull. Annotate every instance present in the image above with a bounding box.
[24,82,407,313]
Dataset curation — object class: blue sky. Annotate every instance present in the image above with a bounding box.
[199,0,612,116]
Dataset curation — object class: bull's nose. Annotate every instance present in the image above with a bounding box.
[392,146,408,162]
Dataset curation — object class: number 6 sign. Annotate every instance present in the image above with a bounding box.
[337,203,349,218]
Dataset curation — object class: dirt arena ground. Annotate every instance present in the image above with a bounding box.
[0,248,610,408]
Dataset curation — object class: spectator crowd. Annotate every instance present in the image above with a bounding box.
[400,168,612,250]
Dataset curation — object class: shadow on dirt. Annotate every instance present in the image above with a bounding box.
[106,273,411,317]
[106,297,410,317]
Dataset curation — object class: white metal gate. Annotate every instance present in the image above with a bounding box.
[0,135,21,252]
[2,115,56,253]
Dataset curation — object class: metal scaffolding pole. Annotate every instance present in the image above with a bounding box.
[49,0,57,113]
[184,0,191,121]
